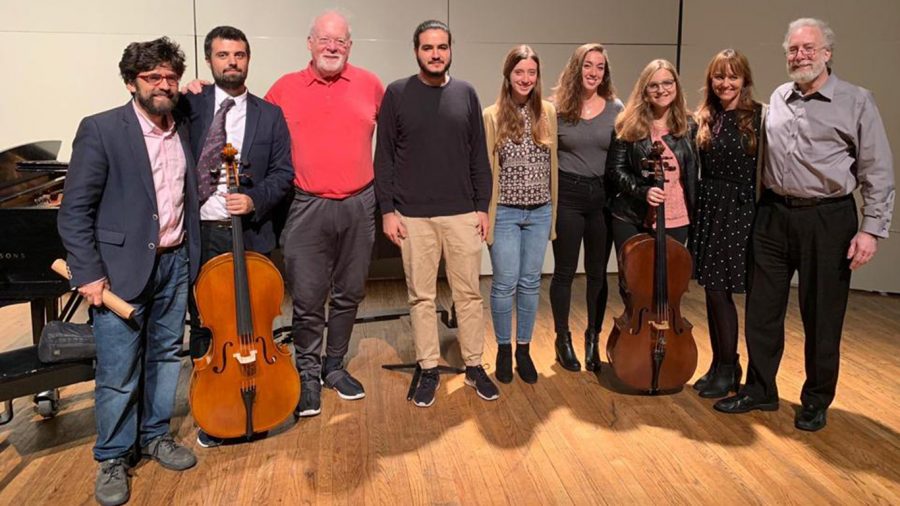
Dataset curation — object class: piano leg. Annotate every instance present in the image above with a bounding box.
[29,297,62,418]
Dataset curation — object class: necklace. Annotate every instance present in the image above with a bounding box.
[582,97,601,116]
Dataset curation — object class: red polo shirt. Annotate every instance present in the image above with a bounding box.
[265,62,384,198]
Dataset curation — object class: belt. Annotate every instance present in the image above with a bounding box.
[156,242,184,255]
[500,202,550,210]
[201,219,233,229]
[765,189,853,208]
[294,180,374,201]
[560,171,603,185]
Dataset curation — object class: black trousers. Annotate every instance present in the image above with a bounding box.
[282,186,375,380]
[188,221,239,359]
[549,171,612,334]
[742,193,857,409]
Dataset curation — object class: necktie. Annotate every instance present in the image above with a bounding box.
[196,97,236,203]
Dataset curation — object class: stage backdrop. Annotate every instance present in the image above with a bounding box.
[2,0,897,291]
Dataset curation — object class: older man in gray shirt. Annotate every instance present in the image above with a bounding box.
[715,17,895,431]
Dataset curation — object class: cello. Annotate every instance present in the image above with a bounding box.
[606,141,697,394]
[189,143,300,438]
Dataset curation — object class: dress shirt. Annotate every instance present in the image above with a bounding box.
[132,101,186,247]
[200,86,248,221]
[765,72,895,237]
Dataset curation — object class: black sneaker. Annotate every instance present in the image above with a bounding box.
[324,368,366,400]
[465,365,500,401]
[95,458,129,506]
[196,429,224,448]
[413,368,440,407]
[296,377,322,417]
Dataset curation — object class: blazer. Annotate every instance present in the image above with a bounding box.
[482,100,559,245]
[182,85,294,253]
[58,101,201,301]
[605,121,699,227]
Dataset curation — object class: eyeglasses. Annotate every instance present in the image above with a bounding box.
[314,36,349,49]
[786,45,826,58]
[137,74,180,86]
[646,79,676,93]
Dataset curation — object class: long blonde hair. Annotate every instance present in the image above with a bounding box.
[615,59,689,142]
[493,45,550,149]
[694,49,760,153]
[551,43,616,124]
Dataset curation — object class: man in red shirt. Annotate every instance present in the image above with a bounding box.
[265,10,384,417]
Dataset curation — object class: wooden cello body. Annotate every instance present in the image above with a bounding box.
[189,144,300,438]
[606,141,697,393]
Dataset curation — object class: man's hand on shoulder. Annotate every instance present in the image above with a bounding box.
[78,277,109,307]
[847,231,879,270]
[226,193,255,215]
[382,212,407,247]
[180,79,211,95]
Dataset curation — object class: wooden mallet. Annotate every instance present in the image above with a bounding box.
[51,259,135,320]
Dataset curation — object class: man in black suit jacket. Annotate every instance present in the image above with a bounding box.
[58,37,200,506]
[180,26,293,446]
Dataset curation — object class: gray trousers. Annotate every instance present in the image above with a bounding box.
[282,185,375,379]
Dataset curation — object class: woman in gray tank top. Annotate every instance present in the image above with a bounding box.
[549,43,623,374]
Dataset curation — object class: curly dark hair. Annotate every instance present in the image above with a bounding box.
[118,37,186,84]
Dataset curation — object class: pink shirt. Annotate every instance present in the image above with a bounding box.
[132,101,186,247]
[651,129,690,228]
[265,62,384,198]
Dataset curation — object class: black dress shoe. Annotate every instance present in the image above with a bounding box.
[795,406,827,432]
[714,393,779,414]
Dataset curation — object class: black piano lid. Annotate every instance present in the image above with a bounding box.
[0,141,63,193]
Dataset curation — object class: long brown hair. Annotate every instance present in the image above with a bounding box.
[695,49,760,153]
[551,43,616,123]
[493,45,551,149]
[615,59,689,142]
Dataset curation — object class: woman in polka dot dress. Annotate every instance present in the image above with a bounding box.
[690,49,764,398]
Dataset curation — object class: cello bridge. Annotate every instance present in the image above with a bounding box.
[650,320,670,331]
[232,350,258,365]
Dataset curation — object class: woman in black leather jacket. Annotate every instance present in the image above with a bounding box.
[605,59,698,251]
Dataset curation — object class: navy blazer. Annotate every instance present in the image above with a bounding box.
[58,101,202,301]
[182,85,293,253]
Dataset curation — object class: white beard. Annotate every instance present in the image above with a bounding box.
[788,58,826,85]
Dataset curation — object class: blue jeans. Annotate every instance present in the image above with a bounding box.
[92,246,189,461]
[488,204,552,345]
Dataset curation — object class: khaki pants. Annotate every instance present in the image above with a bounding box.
[398,211,485,369]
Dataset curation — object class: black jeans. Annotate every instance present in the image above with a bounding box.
[550,171,612,334]
[611,217,689,304]
[742,193,856,409]
[282,186,376,380]
[188,221,237,360]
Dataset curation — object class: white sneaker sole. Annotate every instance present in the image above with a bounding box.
[332,389,366,401]
[413,397,435,408]
[296,407,321,417]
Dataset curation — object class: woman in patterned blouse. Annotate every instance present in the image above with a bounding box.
[483,45,559,384]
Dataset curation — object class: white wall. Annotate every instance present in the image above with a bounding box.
[3,0,898,290]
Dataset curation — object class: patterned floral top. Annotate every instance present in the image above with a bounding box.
[498,105,551,206]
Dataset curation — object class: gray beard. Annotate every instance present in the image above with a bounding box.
[788,60,826,85]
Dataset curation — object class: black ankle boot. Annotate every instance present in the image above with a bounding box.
[699,359,742,399]
[555,331,581,371]
[584,330,601,372]
[693,361,717,391]
[495,344,513,384]
[515,343,538,384]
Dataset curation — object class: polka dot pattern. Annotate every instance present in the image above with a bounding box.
[690,110,759,292]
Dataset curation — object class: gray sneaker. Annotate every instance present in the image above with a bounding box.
[95,458,129,506]
[141,434,197,471]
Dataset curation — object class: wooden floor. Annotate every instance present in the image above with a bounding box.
[0,275,898,505]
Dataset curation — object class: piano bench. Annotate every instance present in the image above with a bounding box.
[0,345,94,425]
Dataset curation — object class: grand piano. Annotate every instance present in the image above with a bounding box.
[0,140,94,424]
